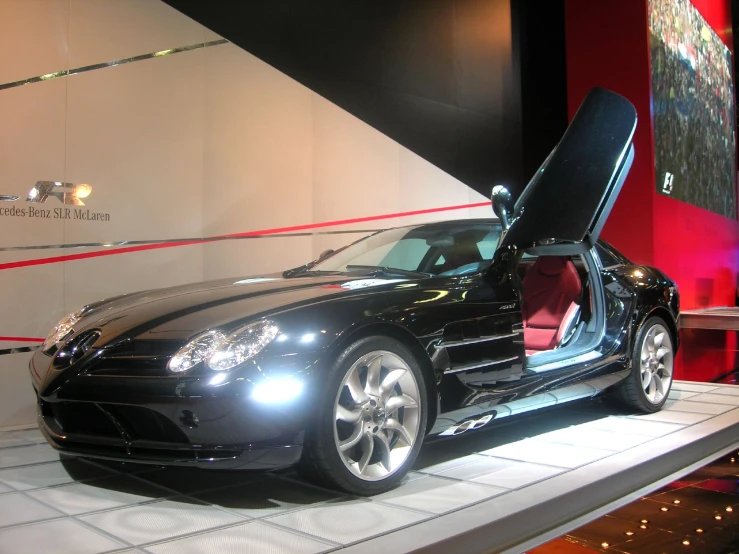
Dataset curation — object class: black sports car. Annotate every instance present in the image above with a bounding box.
[30,88,679,495]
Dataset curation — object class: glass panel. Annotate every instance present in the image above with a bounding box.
[315,222,502,276]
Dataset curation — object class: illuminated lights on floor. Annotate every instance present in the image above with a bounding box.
[660,506,669,511]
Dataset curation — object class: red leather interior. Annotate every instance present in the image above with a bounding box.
[522,256,582,354]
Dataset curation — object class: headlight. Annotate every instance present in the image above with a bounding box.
[208,320,280,371]
[168,330,226,373]
[167,320,280,373]
[42,307,90,351]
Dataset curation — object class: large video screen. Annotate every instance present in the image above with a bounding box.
[649,0,736,219]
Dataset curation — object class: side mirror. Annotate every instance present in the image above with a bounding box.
[491,185,513,230]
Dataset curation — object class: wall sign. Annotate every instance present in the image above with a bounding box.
[0,182,110,221]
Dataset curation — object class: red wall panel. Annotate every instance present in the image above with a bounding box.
[565,0,739,381]
[564,0,655,266]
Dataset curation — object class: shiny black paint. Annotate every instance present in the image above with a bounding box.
[30,237,679,470]
[501,88,637,252]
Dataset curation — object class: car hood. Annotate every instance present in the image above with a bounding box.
[73,273,412,345]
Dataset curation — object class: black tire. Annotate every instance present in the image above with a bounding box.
[299,336,427,495]
[609,316,675,413]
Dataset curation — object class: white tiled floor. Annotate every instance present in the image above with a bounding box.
[0,381,737,553]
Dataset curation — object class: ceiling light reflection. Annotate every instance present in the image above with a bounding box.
[252,378,303,403]
[209,373,227,386]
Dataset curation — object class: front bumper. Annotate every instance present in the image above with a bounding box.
[31,351,311,470]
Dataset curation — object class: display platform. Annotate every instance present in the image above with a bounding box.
[0,380,738,553]
[680,307,739,330]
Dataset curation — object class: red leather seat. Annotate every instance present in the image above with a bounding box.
[522,256,582,354]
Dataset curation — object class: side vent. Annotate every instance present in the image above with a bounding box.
[440,413,495,436]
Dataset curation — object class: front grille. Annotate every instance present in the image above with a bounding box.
[47,401,120,438]
[103,405,189,444]
[53,330,101,369]
[86,339,182,376]
[42,401,188,444]
[49,439,239,463]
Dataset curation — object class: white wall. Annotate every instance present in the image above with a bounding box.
[0,0,490,427]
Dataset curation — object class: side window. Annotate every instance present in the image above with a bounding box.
[431,254,446,271]
[476,228,502,260]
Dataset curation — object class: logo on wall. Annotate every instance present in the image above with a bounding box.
[662,172,674,195]
[0,182,110,221]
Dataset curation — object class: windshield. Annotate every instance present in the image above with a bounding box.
[313,221,502,277]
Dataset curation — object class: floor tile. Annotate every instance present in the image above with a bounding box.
[666,389,701,401]
[706,386,739,397]
[662,400,735,415]
[0,433,32,448]
[267,498,429,545]
[613,526,707,553]
[413,451,488,475]
[373,474,507,514]
[0,459,115,491]
[534,426,652,452]
[27,475,174,515]
[684,393,739,406]
[693,476,739,495]
[0,444,59,469]
[568,514,659,548]
[671,382,719,393]
[11,428,46,444]
[608,498,699,528]
[433,455,514,480]
[686,463,739,481]
[0,481,12,494]
[80,498,244,545]
[0,492,63,527]
[580,416,685,437]
[466,460,566,489]
[649,485,739,514]
[143,520,333,554]
[531,537,619,553]
[673,512,739,551]
[193,474,341,519]
[627,410,714,425]
[0,518,125,554]
[480,438,614,468]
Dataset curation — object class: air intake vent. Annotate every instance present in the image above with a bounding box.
[53,330,101,369]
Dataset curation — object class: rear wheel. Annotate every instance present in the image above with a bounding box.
[611,316,674,412]
[299,336,427,495]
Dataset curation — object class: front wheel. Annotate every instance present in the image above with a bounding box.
[611,316,675,412]
[299,336,427,495]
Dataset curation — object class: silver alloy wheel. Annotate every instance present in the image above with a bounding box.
[639,323,673,404]
[333,350,421,481]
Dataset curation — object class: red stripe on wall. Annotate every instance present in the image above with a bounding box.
[0,202,490,271]
[0,336,44,343]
